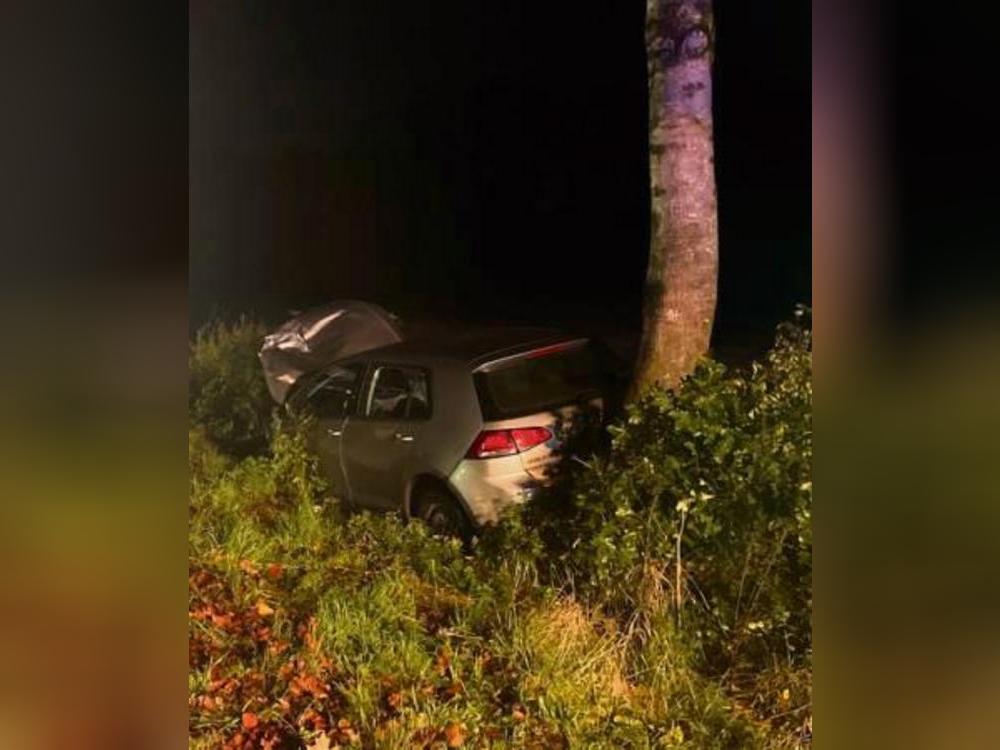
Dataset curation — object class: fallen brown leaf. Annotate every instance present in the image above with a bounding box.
[435,647,452,676]
[444,721,465,748]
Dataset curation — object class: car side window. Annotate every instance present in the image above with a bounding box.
[366,366,431,420]
[305,364,364,420]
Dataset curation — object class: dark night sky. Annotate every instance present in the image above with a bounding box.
[190,1,809,354]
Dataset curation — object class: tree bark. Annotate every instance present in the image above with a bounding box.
[632,0,718,395]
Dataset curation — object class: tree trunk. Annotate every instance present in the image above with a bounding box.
[632,0,718,395]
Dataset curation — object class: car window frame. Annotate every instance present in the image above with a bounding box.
[361,362,433,422]
[472,341,603,421]
[291,361,369,420]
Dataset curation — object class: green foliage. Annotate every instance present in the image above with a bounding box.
[485,314,812,738]
[564,319,809,647]
[189,317,273,456]
[188,314,812,748]
[189,420,774,747]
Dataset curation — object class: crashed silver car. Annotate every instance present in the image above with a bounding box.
[261,303,617,538]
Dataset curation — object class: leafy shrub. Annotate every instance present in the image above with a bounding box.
[189,317,273,456]
[485,315,812,739]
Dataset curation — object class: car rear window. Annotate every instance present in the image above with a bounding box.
[474,342,602,420]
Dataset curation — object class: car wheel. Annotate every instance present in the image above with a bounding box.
[413,485,473,544]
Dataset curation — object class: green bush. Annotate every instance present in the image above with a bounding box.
[484,315,812,737]
[189,317,274,456]
[576,319,809,641]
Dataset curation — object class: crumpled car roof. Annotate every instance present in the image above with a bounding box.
[259,300,402,403]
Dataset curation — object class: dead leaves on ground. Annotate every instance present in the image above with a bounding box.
[190,562,343,748]
[190,561,523,749]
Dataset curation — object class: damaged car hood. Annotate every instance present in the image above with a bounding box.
[259,300,402,402]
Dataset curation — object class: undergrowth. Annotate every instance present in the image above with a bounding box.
[189,314,812,749]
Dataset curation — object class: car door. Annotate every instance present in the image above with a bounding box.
[340,364,431,509]
[296,362,366,500]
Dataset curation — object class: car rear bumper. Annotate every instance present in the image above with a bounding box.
[448,456,540,527]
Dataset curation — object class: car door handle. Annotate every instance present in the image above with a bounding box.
[327,428,342,437]
[394,432,414,442]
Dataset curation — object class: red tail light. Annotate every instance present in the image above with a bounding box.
[466,427,552,459]
[511,427,552,451]
[467,430,517,458]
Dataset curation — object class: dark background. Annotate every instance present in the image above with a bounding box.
[190,1,810,356]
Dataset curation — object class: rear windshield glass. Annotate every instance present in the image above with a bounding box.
[474,343,602,420]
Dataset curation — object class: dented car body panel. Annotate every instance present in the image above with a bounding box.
[259,300,403,403]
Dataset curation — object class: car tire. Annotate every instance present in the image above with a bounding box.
[413,484,474,545]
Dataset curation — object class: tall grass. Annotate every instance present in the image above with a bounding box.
[188,317,811,749]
